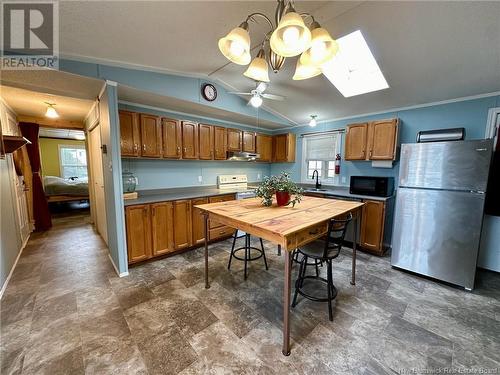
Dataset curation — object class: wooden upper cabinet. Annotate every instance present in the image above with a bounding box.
[151,202,174,256]
[173,200,192,250]
[227,128,242,151]
[162,118,182,159]
[181,121,198,159]
[273,133,296,163]
[256,134,272,162]
[213,126,227,160]
[119,110,140,157]
[125,205,152,263]
[242,131,256,153]
[360,200,385,254]
[140,114,162,158]
[191,197,208,245]
[345,123,368,161]
[198,124,214,160]
[368,119,399,160]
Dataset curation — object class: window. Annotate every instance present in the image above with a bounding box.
[301,133,342,185]
[59,145,88,180]
[322,30,389,97]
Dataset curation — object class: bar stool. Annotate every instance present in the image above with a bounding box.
[291,213,352,321]
[227,231,268,280]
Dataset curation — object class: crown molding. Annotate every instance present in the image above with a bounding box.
[275,90,500,132]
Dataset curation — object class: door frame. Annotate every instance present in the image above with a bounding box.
[485,107,500,150]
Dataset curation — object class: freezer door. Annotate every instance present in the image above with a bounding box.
[391,187,485,289]
[399,140,492,191]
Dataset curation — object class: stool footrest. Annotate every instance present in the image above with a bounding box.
[294,275,338,303]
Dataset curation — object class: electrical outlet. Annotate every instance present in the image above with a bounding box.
[257,173,262,180]
[341,176,347,184]
[198,175,203,183]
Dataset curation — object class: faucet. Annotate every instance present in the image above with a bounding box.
[312,169,321,189]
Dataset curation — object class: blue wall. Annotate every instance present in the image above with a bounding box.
[60,59,290,127]
[271,95,500,185]
[119,103,272,190]
[99,84,128,275]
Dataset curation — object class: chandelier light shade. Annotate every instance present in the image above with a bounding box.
[270,10,311,57]
[300,23,339,66]
[244,48,270,82]
[293,55,322,80]
[45,103,59,118]
[218,22,252,65]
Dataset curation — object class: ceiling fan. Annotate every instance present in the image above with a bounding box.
[228,82,285,108]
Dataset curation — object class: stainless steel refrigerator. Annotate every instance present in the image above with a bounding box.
[391,139,493,290]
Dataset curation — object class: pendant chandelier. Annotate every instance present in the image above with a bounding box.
[218,0,339,82]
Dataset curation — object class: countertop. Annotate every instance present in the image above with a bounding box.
[123,186,250,206]
[296,184,394,202]
[124,184,393,206]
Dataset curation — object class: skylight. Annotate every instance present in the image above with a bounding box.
[322,30,389,97]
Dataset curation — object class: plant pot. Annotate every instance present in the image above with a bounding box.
[276,191,290,206]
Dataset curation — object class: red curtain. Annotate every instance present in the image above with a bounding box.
[19,122,52,231]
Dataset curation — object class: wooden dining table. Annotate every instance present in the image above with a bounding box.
[195,196,364,356]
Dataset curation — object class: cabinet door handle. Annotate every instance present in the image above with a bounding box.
[183,147,187,153]
[177,146,180,154]
[143,144,146,152]
[134,144,138,152]
[143,207,148,216]
[309,229,320,235]
[369,150,373,158]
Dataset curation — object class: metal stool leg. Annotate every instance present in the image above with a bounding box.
[244,234,249,280]
[315,259,320,277]
[300,255,308,288]
[260,238,268,270]
[326,260,334,321]
[227,232,237,270]
[292,258,304,308]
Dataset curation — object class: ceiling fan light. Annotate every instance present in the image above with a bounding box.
[45,104,59,118]
[243,49,270,82]
[293,55,322,80]
[301,27,339,66]
[270,11,311,57]
[249,95,263,108]
[218,24,251,65]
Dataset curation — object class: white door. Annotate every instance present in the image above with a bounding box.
[89,124,108,244]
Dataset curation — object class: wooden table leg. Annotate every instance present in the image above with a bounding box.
[204,213,210,289]
[282,250,292,356]
[277,244,281,256]
[351,211,357,286]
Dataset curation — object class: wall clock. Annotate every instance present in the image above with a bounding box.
[201,83,217,102]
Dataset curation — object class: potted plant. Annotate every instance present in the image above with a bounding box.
[255,172,304,207]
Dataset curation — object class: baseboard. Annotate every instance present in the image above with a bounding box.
[107,253,129,278]
[0,235,30,299]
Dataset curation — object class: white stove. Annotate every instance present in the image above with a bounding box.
[217,175,256,199]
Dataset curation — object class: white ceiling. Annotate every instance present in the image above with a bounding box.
[56,1,500,125]
[39,128,85,140]
[0,85,95,121]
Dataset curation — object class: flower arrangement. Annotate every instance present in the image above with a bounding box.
[255,172,304,207]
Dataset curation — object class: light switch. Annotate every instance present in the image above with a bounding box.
[341,176,347,184]
[198,175,203,183]
[257,173,262,180]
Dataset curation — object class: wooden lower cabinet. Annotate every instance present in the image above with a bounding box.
[360,200,386,255]
[151,202,174,256]
[303,193,388,255]
[173,200,192,250]
[126,205,152,264]
[191,197,208,245]
[125,194,236,264]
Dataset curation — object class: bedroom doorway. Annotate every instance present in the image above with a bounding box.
[39,127,91,218]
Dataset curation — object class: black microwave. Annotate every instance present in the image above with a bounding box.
[350,176,394,197]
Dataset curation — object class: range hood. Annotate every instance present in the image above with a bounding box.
[226,151,260,161]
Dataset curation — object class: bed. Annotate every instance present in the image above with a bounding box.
[43,176,89,203]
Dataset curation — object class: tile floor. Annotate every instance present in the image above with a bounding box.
[1,213,499,374]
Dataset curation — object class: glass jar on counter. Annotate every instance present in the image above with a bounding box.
[122,171,137,193]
